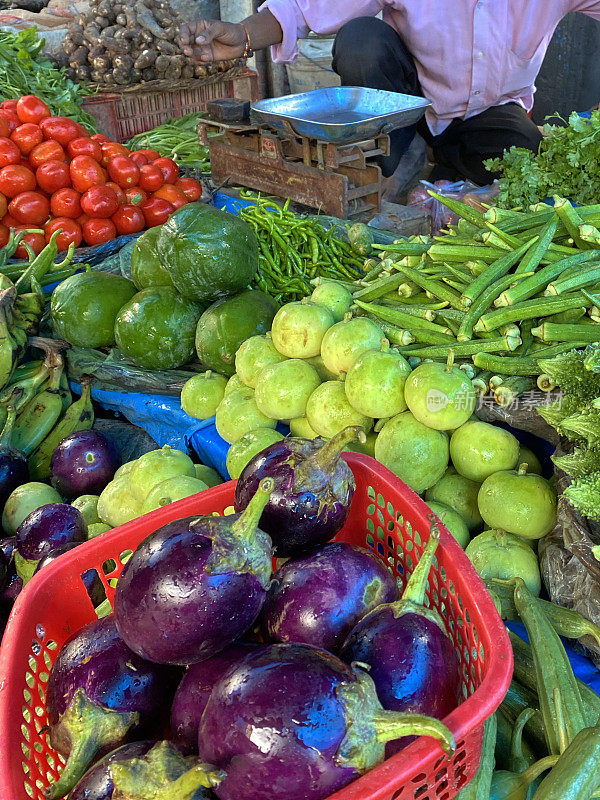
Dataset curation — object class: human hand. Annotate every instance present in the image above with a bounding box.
[179,19,247,62]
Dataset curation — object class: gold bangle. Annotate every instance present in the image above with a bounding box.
[241,23,254,58]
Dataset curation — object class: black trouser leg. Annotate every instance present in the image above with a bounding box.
[430,103,543,185]
[332,17,422,177]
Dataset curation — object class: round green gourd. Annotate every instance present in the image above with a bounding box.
[235,334,287,388]
[130,227,174,290]
[226,428,285,479]
[305,381,373,439]
[254,359,321,421]
[449,420,520,482]
[270,301,334,358]
[466,529,541,596]
[181,372,228,420]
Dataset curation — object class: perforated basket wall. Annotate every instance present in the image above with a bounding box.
[0,453,512,800]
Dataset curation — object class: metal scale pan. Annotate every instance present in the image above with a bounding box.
[251,86,431,144]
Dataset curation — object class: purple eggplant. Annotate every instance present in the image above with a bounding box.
[234,426,363,557]
[50,430,120,499]
[261,542,398,653]
[178,643,456,800]
[0,406,29,513]
[114,479,274,666]
[16,502,87,562]
[34,542,104,606]
[0,545,6,591]
[69,741,155,800]
[340,523,462,757]
[45,614,178,799]
[171,642,262,754]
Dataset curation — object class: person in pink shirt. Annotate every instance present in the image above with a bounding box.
[181,2,600,185]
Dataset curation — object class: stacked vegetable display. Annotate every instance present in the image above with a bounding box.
[0,94,203,251]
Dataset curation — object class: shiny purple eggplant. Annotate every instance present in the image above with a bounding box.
[16,503,87,562]
[45,615,178,799]
[114,479,274,665]
[171,642,262,754]
[50,430,120,498]
[182,643,455,800]
[69,741,155,800]
[0,406,29,513]
[234,426,363,557]
[340,523,462,757]
[261,542,398,652]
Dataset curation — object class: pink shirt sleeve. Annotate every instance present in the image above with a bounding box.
[568,0,600,18]
[258,0,383,62]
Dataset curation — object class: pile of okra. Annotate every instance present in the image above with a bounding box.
[352,193,600,398]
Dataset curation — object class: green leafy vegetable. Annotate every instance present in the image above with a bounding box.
[127,113,211,170]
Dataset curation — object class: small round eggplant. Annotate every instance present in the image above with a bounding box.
[189,643,455,800]
[50,430,121,498]
[340,522,462,757]
[234,426,363,557]
[0,406,29,514]
[114,479,274,665]
[45,615,178,799]
[34,542,104,606]
[69,740,155,800]
[16,503,87,561]
[171,642,262,754]
[261,542,398,652]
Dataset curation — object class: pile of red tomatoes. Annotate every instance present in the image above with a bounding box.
[0,94,203,254]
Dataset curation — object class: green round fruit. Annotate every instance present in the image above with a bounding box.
[128,446,196,503]
[374,412,449,494]
[51,271,137,348]
[181,372,228,420]
[71,494,101,525]
[466,529,541,596]
[97,475,142,527]
[426,500,470,549]
[3,482,62,536]
[87,522,112,539]
[215,389,276,444]
[130,227,174,290]
[310,280,353,322]
[224,374,246,396]
[113,460,136,481]
[320,317,385,376]
[305,355,337,382]
[404,357,476,431]
[306,381,373,439]
[194,464,222,487]
[450,420,520,482]
[226,428,285,479]
[235,334,287,388]
[345,345,411,418]
[425,470,483,531]
[196,290,279,377]
[255,359,321,421]
[518,445,543,476]
[478,466,558,540]
[271,301,334,358]
[115,287,203,370]
[289,416,319,439]
[141,475,209,514]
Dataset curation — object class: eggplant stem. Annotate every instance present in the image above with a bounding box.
[298,426,365,489]
[400,517,441,606]
[231,477,274,540]
[372,710,456,756]
[110,759,224,800]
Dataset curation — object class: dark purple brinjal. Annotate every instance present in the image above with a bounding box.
[171,642,262,754]
[261,542,398,653]
[234,426,364,557]
[340,522,462,757]
[50,429,121,499]
[0,545,7,591]
[45,614,179,800]
[0,406,29,513]
[167,643,455,800]
[34,542,105,606]
[68,740,156,800]
[114,479,274,665]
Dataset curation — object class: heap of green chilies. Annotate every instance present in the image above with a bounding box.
[240,197,364,303]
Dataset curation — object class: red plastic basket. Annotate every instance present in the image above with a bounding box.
[0,453,512,800]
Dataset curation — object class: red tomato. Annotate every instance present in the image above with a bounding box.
[80,185,119,219]
[44,217,82,250]
[107,156,139,189]
[137,148,161,161]
[112,204,145,235]
[40,116,80,147]
[70,155,106,193]
[138,164,163,193]
[0,223,9,247]
[0,165,36,198]
[10,123,43,156]
[0,193,6,218]
[16,96,51,125]
[1,99,17,112]
[67,137,102,162]
[105,181,126,205]
[36,160,71,193]
[0,110,20,133]
[15,229,46,258]
[124,187,147,206]
[152,157,178,185]
[73,123,90,138]
[130,151,149,167]
[0,117,9,139]
[175,176,203,202]
[2,213,20,228]
[0,137,21,168]
[9,191,50,225]
[91,133,110,144]
[82,217,116,245]
[50,187,82,219]
[100,142,130,165]
[77,213,90,226]
[29,140,66,169]
[153,184,187,210]
[140,197,174,227]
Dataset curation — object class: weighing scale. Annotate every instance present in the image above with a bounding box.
[199,87,431,219]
